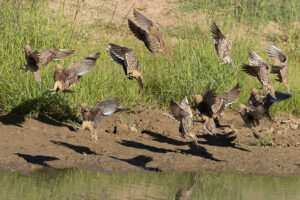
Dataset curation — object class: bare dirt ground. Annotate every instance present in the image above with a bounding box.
[0,108,299,177]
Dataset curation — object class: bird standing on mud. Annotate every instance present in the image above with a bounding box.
[169,97,199,147]
[266,44,290,93]
[242,51,276,99]
[50,52,100,93]
[79,98,127,143]
[210,22,236,69]
[23,45,75,84]
[106,43,144,90]
[128,8,173,62]
[193,84,240,135]
[239,88,292,136]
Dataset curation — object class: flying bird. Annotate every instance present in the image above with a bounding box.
[128,8,173,62]
[242,51,276,99]
[106,43,143,90]
[239,88,292,130]
[266,44,289,92]
[210,22,236,69]
[169,97,199,147]
[79,98,128,142]
[23,45,75,84]
[193,84,240,135]
[50,52,100,93]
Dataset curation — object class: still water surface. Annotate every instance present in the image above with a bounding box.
[0,168,299,200]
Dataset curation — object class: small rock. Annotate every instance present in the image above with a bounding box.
[290,123,299,130]
[130,126,138,133]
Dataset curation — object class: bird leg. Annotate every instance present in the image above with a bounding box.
[251,126,260,139]
[81,121,87,131]
[49,81,59,94]
[90,130,98,144]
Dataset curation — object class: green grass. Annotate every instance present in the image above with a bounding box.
[0,168,299,200]
[257,131,273,147]
[0,0,299,122]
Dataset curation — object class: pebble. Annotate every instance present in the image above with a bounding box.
[290,123,299,130]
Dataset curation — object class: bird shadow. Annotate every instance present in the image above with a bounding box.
[50,140,101,155]
[197,131,250,152]
[0,94,80,130]
[109,155,161,172]
[117,140,175,154]
[142,130,222,162]
[142,130,188,146]
[117,139,222,162]
[14,153,59,168]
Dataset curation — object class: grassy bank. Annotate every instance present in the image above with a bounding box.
[0,0,299,122]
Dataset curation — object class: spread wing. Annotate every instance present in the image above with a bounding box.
[93,98,119,128]
[248,51,270,71]
[107,43,131,75]
[128,19,148,40]
[169,99,189,121]
[218,84,241,106]
[202,90,217,109]
[65,52,100,85]
[37,48,75,67]
[210,22,226,45]
[242,64,259,77]
[266,44,287,66]
[133,9,155,30]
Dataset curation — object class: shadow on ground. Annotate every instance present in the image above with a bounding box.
[118,130,222,162]
[14,153,59,167]
[197,131,250,152]
[50,140,101,155]
[109,155,161,172]
[0,94,80,130]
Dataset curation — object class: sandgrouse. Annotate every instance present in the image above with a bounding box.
[128,8,173,62]
[23,45,74,84]
[193,84,240,135]
[51,52,100,93]
[170,97,199,147]
[210,22,236,69]
[242,50,276,99]
[106,43,143,90]
[79,98,127,143]
[239,88,292,129]
[266,44,289,92]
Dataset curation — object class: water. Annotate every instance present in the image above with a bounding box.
[0,168,299,200]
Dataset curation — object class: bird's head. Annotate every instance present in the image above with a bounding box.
[22,45,32,52]
[239,104,246,112]
[192,94,203,104]
[53,64,63,70]
[78,103,89,111]
[250,88,258,94]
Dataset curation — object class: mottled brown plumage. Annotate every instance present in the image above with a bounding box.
[266,44,289,92]
[193,84,240,135]
[23,45,75,84]
[239,88,292,129]
[170,97,198,147]
[210,22,236,69]
[79,98,127,142]
[51,52,100,93]
[128,9,173,62]
[242,51,276,99]
[106,43,143,90]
